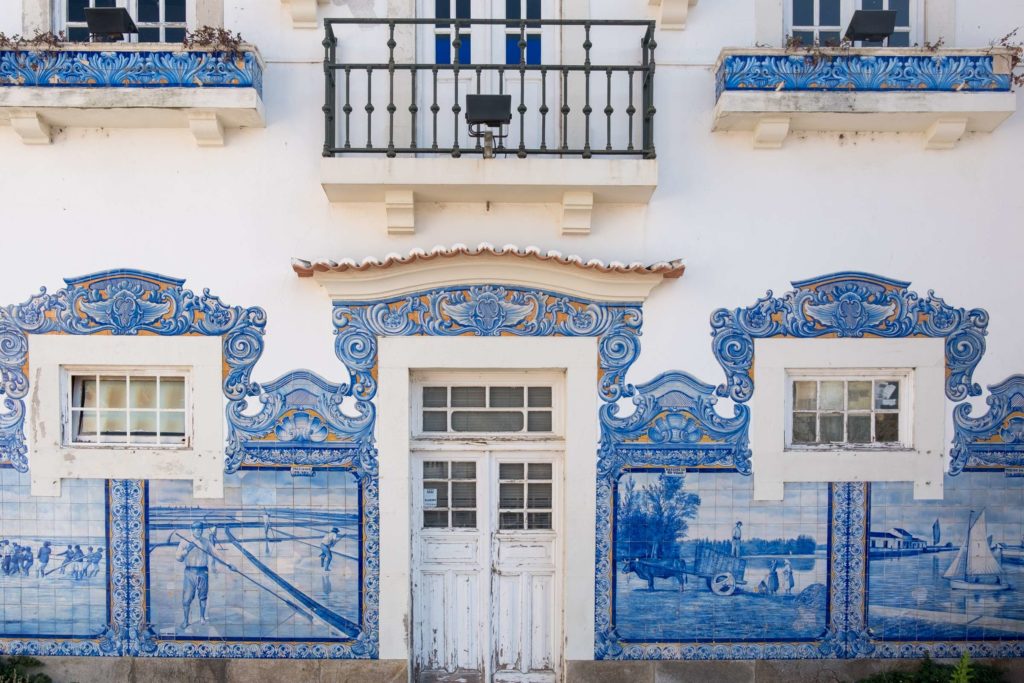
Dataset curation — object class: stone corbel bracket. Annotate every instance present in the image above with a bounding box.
[650,0,698,30]
[282,0,330,28]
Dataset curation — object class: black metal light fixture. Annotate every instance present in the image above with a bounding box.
[84,7,138,43]
[844,10,897,44]
[466,94,512,158]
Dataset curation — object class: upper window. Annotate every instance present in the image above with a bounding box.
[788,0,917,47]
[57,0,188,43]
[66,370,190,447]
[433,0,542,66]
[787,371,909,450]
[418,384,555,435]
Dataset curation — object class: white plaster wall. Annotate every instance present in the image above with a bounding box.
[0,0,1021,459]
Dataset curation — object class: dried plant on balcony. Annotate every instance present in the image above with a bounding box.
[784,34,852,67]
[0,31,65,52]
[182,26,246,62]
[991,27,1024,88]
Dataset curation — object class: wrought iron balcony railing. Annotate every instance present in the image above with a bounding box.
[323,18,656,159]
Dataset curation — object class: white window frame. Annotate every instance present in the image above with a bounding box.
[785,368,913,450]
[411,370,565,440]
[62,367,193,448]
[749,337,946,502]
[51,0,197,42]
[26,335,224,499]
[776,0,925,47]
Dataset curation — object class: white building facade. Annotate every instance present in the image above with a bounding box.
[0,0,1023,680]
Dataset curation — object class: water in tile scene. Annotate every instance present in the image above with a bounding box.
[613,470,828,642]
[147,468,361,640]
[869,473,1024,641]
[0,468,108,637]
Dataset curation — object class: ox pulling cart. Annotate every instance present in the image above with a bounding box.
[622,544,747,596]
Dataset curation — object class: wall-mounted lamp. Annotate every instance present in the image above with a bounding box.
[844,10,896,45]
[84,8,138,43]
[466,94,512,158]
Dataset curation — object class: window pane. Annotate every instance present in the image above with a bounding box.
[792,30,815,46]
[507,34,521,66]
[99,377,127,409]
[848,381,872,411]
[138,27,161,42]
[451,482,476,508]
[862,0,883,9]
[526,0,540,19]
[452,510,476,528]
[73,377,97,409]
[138,0,160,22]
[527,483,552,508]
[875,414,899,443]
[500,482,525,508]
[820,381,844,411]
[528,387,552,407]
[526,34,540,65]
[490,386,524,408]
[848,414,871,443]
[528,463,552,480]
[160,378,185,409]
[793,381,817,411]
[820,31,841,46]
[451,411,524,432]
[165,27,186,42]
[130,378,157,409]
[528,512,552,529]
[68,0,88,22]
[506,0,520,19]
[423,461,448,479]
[820,0,841,26]
[75,410,96,439]
[888,31,910,47]
[166,0,187,22]
[819,413,843,443]
[435,35,451,64]
[130,411,157,435]
[424,510,448,528]
[793,413,816,443]
[793,0,814,26]
[890,0,909,25]
[458,35,471,64]
[95,0,115,7]
[159,412,185,438]
[455,0,470,18]
[451,461,476,479]
[424,481,448,508]
[527,411,552,432]
[874,381,899,410]
[500,463,525,479]
[68,27,90,41]
[451,386,486,407]
[99,410,128,439]
[422,411,448,432]
[500,512,524,529]
[423,387,447,407]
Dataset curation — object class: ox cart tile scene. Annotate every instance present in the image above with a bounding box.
[613,469,828,642]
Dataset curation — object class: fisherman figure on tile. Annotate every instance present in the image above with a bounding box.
[321,527,341,572]
[731,521,743,557]
[175,521,234,630]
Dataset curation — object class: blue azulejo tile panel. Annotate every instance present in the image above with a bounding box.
[868,473,1024,645]
[612,468,829,644]
[0,467,109,639]
[144,468,361,645]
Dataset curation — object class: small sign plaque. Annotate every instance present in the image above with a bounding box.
[423,488,439,508]
[290,465,314,477]
[1006,467,1024,478]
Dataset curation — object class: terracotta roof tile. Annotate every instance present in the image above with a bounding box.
[293,243,685,279]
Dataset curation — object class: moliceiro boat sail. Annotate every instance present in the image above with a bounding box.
[943,510,1012,592]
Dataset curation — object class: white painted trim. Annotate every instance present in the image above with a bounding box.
[26,335,224,499]
[376,336,599,664]
[309,255,669,303]
[749,337,946,502]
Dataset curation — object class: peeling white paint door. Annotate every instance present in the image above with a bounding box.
[413,453,561,683]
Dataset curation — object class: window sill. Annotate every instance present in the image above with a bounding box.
[713,47,1017,149]
[0,44,265,146]
[319,157,659,236]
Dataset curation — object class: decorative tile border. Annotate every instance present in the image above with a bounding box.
[0,49,263,96]
[715,52,1012,101]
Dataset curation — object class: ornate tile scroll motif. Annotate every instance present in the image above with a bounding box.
[710,272,989,404]
[951,375,1024,473]
[0,50,263,95]
[820,483,871,659]
[0,269,267,473]
[716,54,1011,100]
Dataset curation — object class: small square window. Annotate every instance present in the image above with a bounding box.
[66,371,189,448]
[787,374,908,449]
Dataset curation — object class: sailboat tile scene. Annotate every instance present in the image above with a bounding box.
[868,473,1024,642]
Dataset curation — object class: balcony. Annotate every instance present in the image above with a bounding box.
[713,47,1017,149]
[320,18,659,235]
[0,43,265,146]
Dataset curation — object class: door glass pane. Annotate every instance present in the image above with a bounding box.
[499,463,524,479]
[455,0,470,18]
[793,0,814,26]
[435,35,451,65]
[424,510,448,528]
[526,0,540,19]
[138,0,160,22]
[451,461,476,479]
[423,411,448,431]
[490,386,524,408]
[862,0,883,9]
[451,411,524,432]
[526,34,540,64]
[528,387,552,407]
[452,510,476,528]
[423,387,448,407]
[793,381,817,410]
[792,30,815,46]
[528,463,552,480]
[500,512,524,530]
[451,386,486,407]
[451,482,476,508]
[819,30,841,45]
[527,483,551,508]
[68,0,88,22]
[166,0,186,22]
[500,482,525,508]
[527,411,552,432]
[95,0,115,7]
[890,0,909,25]
[423,482,449,508]
[528,512,551,530]
[506,0,520,19]
[820,0,841,25]
[888,32,910,47]
[68,26,90,41]
[138,27,161,42]
[423,461,448,479]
